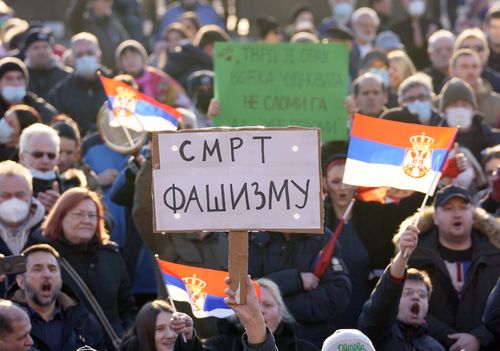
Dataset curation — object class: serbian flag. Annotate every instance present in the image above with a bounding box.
[158,259,260,319]
[99,76,180,132]
[344,114,457,195]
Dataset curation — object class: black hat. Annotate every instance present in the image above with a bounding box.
[325,24,354,41]
[256,16,280,39]
[24,27,53,50]
[433,185,472,207]
[0,57,28,82]
[186,70,214,97]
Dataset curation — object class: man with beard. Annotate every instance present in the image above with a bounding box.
[358,224,445,350]
[394,185,500,351]
[10,244,103,351]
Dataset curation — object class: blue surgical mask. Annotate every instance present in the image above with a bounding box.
[75,55,98,77]
[1,85,26,103]
[0,117,13,144]
[407,100,432,124]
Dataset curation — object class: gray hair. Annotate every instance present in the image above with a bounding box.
[428,29,455,51]
[397,73,434,104]
[351,7,380,28]
[19,123,60,154]
[70,32,99,51]
[0,299,29,338]
[257,278,295,324]
[0,160,32,190]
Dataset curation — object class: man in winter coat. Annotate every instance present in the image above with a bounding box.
[48,32,110,136]
[0,161,45,297]
[10,244,104,351]
[359,223,445,351]
[394,185,500,351]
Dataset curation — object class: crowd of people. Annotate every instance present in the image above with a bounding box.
[0,0,499,350]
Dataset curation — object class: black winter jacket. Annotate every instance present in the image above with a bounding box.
[47,73,109,135]
[33,233,138,339]
[0,91,57,124]
[27,63,72,100]
[359,266,445,351]
[395,207,500,349]
[483,277,500,350]
[205,319,317,351]
[10,287,104,351]
[248,231,351,348]
[163,44,213,90]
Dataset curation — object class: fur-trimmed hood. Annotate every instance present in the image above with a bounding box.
[393,206,500,252]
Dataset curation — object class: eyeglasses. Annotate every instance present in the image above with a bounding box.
[69,212,99,221]
[402,94,431,103]
[402,288,428,299]
[25,151,57,160]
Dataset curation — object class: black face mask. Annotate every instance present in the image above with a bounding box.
[195,91,213,114]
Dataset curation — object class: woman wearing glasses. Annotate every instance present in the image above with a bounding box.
[37,187,138,349]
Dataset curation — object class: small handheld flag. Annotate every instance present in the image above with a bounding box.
[158,259,260,319]
[312,199,355,278]
[99,75,180,132]
[344,114,457,195]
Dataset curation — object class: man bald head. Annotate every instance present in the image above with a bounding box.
[0,299,33,351]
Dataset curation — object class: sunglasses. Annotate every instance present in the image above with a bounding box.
[26,151,57,160]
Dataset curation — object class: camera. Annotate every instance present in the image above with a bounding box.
[0,255,26,275]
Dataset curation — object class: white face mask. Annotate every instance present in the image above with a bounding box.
[30,168,57,181]
[1,85,26,103]
[408,0,426,17]
[75,55,98,77]
[334,3,353,25]
[406,100,432,124]
[446,107,473,130]
[0,117,13,144]
[0,197,30,224]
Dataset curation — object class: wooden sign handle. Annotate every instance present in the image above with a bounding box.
[228,230,248,304]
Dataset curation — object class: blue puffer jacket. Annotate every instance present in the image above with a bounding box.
[248,231,351,348]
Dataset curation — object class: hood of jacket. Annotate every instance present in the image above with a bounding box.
[393,206,500,252]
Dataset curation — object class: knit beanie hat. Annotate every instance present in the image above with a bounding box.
[0,57,29,82]
[24,27,53,50]
[114,39,147,67]
[440,77,477,112]
[322,329,376,351]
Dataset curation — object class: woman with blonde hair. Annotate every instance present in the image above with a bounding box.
[388,50,417,92]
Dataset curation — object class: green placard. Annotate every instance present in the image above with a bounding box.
[214,42,349,141]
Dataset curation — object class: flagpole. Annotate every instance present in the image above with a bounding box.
[403,151,448,258]
[155,255,187,343]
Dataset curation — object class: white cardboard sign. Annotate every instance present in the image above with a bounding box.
[151,127,323,233]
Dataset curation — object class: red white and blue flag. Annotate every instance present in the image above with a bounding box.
[344,114,457,195]
[99,76,180,132]
[158,259,260,319]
